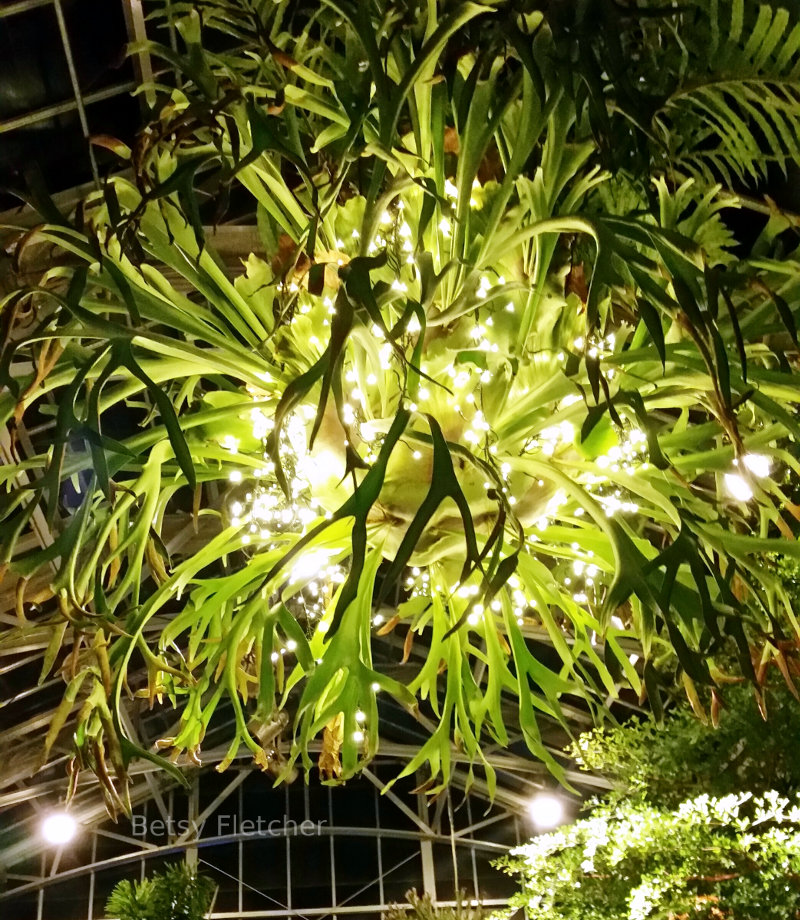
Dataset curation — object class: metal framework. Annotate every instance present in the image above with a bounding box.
[0,0,155,190]
[0,764,526,919]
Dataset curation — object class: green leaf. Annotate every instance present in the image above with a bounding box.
[636,297,666,368]
[117,343,197,490]
[773,292,798,345]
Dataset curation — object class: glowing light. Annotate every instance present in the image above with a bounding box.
[527,794,565,830]
[724,472,753,502]
[41,813,77,845]
[742,453,771,478]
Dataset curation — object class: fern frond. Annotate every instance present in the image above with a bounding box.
[657,1,800,186]
[653,177,739,264]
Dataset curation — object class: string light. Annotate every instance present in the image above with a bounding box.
[213,179,741,699]
[724,472,753,502]
[742,453,771,478]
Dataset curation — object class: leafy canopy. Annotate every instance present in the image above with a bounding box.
[497,790,800,920]
[2,0,800,806]
[571,679,800,806]
[499,683,800,919]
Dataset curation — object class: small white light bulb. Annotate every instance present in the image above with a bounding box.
[742,453,771,478]
[724,472,753,502]
[41,812,78,845]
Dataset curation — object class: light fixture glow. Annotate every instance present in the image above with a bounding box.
[41,812,77,845]
[724,472,753,502]
[527,793,565,830]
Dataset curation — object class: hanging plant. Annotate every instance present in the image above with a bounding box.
[2,0,800,805]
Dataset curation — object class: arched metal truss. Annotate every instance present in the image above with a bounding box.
[0,762,531,920]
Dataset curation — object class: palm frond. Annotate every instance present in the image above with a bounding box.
[658,0,800,185]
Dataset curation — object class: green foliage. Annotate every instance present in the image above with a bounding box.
[2,0,800,803]
[105,864,215,920]
[571,681,800,806]
[546,0,800,185]
[497,658,800,918]
[497,790,800,920]
[385,890,487,920]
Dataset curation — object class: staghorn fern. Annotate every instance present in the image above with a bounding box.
[2,0,800,805]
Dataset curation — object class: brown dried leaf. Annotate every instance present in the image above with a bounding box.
[682,672,708,724]
[106,522,120,588]
[402,627,414,664]
[14,339,63,424]
[319,712,344,780]
[270,233,311,277]
[565,262,589,303]
[784,500,800,523]
[774,648,800,700]
[755,688,768,720]
[90,134,132,159]
[93,630,113,696]
[776,513,795,539]
[377,614,399,636]
[145,538,168,585]
[443,126,460,154]
[731,574,747,602]
[711,688,722,728]
[272,49,298,69]
[410,774,436,794]
[193,484,202,534]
